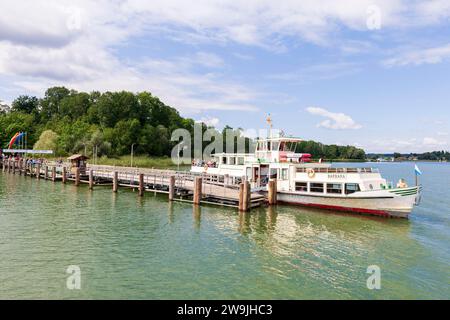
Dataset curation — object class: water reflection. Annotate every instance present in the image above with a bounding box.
[167,202,174,224]
[193,205,201,231]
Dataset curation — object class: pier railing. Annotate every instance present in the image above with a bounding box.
[0,159,265,211]
[296,167,379,174]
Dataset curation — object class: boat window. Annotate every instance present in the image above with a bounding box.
[272,142,280,151]
[327,183,342,194]
[246,167,252,178]
[281,168,288,180]
[237,157,244,165]
[310,183,324,193]
[222,157,227,164]
[270,168,278,179]
[345,183,361,194]
[229,157,236,165]
[295,182,308,192]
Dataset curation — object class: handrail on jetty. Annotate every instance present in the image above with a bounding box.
[0,159,266,211]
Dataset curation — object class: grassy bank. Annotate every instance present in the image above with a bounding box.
[92,156,177,168]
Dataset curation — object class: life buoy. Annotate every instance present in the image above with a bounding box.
[204,165,208,173]
[307,168,315,179]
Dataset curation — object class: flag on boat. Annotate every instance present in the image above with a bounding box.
[415,164,422,176]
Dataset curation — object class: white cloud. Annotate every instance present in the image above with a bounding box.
[383,43,450,67]
[267,62,362,83]
[196,116,220,127]
[2,0,450,114]
[306,107,362,130]
[423,137,447,146]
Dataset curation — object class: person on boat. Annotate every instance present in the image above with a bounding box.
[397,179,408,188]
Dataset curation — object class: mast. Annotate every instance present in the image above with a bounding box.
[266,113,273,139]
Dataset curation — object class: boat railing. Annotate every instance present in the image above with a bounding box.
[296,167,379,174]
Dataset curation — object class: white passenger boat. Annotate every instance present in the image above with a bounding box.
[191,135,422,218]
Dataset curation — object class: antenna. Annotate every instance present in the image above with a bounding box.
[266,113,273,138]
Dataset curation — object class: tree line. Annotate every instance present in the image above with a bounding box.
[0,86,367,160]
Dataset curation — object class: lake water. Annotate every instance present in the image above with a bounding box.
[0,162,448,299]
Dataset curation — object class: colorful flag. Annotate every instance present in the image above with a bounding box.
[415,164,422,176]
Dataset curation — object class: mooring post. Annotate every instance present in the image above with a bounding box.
[52,167,56,182]
[7,159,11,173]
[193,177,202,205]
[44,166,48,180]
[89,169,94,190]
[75,167,80,186]
[138,173,144,197]
[242,181,251,212]
[62,167,67,184]
[238,182,244,211]
[113,171,118,192]
[36,163,41,179]
[168,175,175,201]
[273,178,278,204]
[268,180,275,205]
[12,160,16,174]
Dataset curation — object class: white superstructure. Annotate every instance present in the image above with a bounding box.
[191,136,422,218]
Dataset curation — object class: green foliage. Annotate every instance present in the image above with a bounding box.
[12,95,39,114]
[0,87,192,158]
[418,151,450,161]
[296,140,366,160]
[34,130,59,152]
[0,86,372,162]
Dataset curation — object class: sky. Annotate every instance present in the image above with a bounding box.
[0,0,449,153]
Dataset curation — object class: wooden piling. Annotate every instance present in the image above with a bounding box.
[113,171,118,192]
[36,164,41,179]
[273,178,278,204]
[138,173,144,197]
[52,167,56,182]
[62,167,67,183]
[168,175,175,201]
[238,183,244,211]
[44,166,48,180]
[75,167,80,186]
[12,161,16,174]
[193,177,202,204]
[243,181,250,211]
[268,180,277,205]
[89,169,94,190]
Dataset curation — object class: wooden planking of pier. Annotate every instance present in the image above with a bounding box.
[0,159,271,211]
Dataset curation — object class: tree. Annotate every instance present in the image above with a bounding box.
[11,95,39,114]
[34,130,59,152]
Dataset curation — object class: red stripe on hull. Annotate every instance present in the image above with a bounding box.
[277,201,396,218]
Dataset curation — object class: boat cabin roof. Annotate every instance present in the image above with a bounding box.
[256,137,303,143]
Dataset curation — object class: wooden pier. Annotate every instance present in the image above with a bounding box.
[0,159,269,211]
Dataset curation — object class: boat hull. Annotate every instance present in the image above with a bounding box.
[271,190,419,218]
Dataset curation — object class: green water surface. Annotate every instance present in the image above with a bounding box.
[0,162,448,299]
